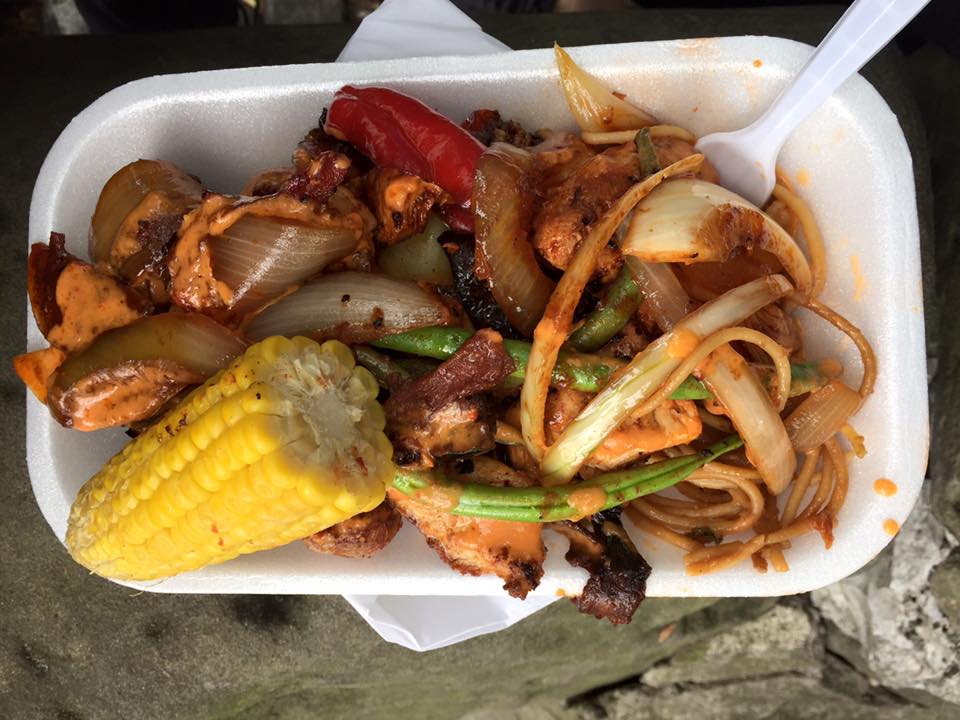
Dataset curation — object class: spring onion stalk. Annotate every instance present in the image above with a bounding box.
[625,259,798,494]
[391,435,743,522]
[541,275,792,484]
[568,266,643,352]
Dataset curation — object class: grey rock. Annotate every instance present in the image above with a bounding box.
[584,675,955,720]
[642,604,821,687]
[812,492,960,704]
[930,548,960,630]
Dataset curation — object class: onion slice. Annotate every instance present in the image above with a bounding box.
[211,214,359,319]
[627,259,797,494]
[244,272,455,344]
[621,179,813,295]
[474,143,555,335]
[554,44,657,132]
[48,313,246,431]
[784,380,861,453]
[540,274,792,484]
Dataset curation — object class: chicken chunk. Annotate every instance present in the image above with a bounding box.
[532,143,639,282]
[365,167,443,246]
[388,456,545,598]
[303,503,402,558]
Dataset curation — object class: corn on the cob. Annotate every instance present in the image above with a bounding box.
[65,335,393,581]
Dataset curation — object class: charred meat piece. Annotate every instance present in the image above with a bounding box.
[743,303,802,357]
[389,456,545,598]
[449,236,517,337]
[532,143,639,283]
[365,167,443,246]
[550,509,651,624]
[385,329,516,468]
[279,151,352,205]
[293,123,371,181]
[462,109,540,148]
[303,502,403,558]
[28,232,150,353]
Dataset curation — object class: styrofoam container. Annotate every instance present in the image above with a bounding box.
[27,37,926,597]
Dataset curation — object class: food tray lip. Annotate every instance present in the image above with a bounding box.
[26,35,928,597]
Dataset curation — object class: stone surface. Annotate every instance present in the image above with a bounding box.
[812,493,959,704]
[930,547,960,630]
[0,6,957,720]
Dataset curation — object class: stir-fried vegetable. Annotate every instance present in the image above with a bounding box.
[324,85,484,230]
[393,435,743,522]
[554,43,656,132]
[785,379,862,452]
[48,313,246,431]
[620,179,813,295]
[244,272,455,344]
[627,259,798,494]
[568,266,643,352]
[377,214,454,285]
[541,275,792,484]
[473,143,556,335]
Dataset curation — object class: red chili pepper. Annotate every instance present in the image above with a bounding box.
[324,86,484,231]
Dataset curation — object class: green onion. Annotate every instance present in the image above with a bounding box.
[391,435,743,522]
[634,127,661,178]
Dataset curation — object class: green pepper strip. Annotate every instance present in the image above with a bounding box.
[391,435,743,522]
[635,126,661,177]
[567,266,643,353]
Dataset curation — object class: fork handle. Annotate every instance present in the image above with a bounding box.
[750,0,930,156]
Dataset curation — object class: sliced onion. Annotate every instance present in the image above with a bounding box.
[210,215,359,319]
[244,272,454,344]
[474,143,555,336]
[554,44,657,132]
[784,380,861,453]
[48,313,246,431]
[90,159,201,265]
[626,259,797,494]
[624,258,692,328]
[621,179,813,295]
[540,274,792,484]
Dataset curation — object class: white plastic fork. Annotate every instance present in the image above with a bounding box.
[695,0,931,206]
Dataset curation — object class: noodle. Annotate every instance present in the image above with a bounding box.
[580,124,698,146]
[794,295,877,399]
[625,509,703,551]
[773,184,828,297]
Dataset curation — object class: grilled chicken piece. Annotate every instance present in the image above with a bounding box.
[13,346,66,404]
[546,387,702,471]
[388,456,545,598]
[551,509,651,624]
[532,131,596,188]
[744,303,802,357]
[532,143,639,282]
[365,167,443,246]
[28,232,149,353]
[303,502,402,558]
[385,329,516,469]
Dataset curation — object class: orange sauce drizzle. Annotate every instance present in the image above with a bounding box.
[873,478,897,497]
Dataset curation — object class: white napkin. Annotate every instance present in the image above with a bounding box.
[337,0,510,63]
[337,0,557,652]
